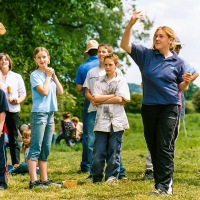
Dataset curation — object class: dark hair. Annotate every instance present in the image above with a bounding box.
[62,112,71,119]
[33,47,50,69]
[87,49,98,56]
[0,52,12,70]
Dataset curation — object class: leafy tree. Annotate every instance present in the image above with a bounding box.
[192,89,200,112]
[125,93,142,114]
[184,83,199,100]
[0,0,153,123]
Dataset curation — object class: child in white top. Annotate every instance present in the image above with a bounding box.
[91,54,130,184]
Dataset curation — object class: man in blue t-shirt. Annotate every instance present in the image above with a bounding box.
[75,40,99,173]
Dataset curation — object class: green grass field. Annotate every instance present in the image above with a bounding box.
[1,113,200,200]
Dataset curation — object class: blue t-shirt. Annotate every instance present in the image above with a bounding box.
[30,70,58,112]
[130,44,186,105]
[75,56,99,86]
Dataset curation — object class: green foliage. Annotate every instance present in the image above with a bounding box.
[125,93,142,113]
[0,0,153,122]
[184,83,199,100]
[192,88,200,112]
[185,100,195,114]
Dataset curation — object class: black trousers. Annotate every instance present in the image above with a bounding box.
[141,104,180,193]
[5,112,20,165]
[0,133,8,183]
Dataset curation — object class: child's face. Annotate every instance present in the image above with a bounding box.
[34,51,50,69]
[97,46,109,63]
[22,136,31,146]
[104,58,116,76]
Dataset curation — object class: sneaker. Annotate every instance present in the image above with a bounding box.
[105,176,118,185]
[29,180,48,189]
[143,169,154,181]
[41,178,62,188]
[86,175,93,181]
[0,182,7,190]
[118,175,128,180]
[150,189,172,195]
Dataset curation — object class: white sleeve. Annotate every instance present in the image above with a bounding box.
[116,78,130,101]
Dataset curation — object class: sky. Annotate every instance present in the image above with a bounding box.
[123,0,200,86]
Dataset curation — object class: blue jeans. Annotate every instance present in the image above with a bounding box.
[87,112,126,176]
[91,128,124,182]
[87,111,96,168]
[27,112,54,161]
[80,99,90,172]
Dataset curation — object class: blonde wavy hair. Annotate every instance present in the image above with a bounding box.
[152,26,176,51]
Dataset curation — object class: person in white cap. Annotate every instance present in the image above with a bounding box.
[75,40,99,173]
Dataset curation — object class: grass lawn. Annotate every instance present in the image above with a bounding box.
[1,113,200,200]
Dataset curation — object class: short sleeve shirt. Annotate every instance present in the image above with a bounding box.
[30,70,57,112]
[83,67,123,113]
[129,43,186,105]
[93,74,130,132]
[75,56,99,86]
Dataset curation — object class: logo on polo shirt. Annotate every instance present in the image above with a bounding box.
[169,65,175,70]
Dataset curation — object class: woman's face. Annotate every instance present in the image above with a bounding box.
[0,55,10,72]
[34,51,50,69]
[153,29,173,51]
[97,46,109,63]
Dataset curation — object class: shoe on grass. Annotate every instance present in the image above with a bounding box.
[86,175,93,181]
[150,189,172,195]
[143,169,154,181]
[29,180,48,189]
[118,175,128,180]
[41,178,62,187]
[0,182,7,190]
[105,176,118,185]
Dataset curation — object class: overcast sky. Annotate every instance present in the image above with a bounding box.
[123,0,200,86]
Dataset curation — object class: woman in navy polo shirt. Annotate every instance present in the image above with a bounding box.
[120,11,192,195]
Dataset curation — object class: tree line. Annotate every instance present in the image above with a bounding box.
[0,0,153,125]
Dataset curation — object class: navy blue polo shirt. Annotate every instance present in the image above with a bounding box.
[130,43,186,105]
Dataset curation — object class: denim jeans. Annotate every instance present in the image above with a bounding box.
[27,112,54,161]
[91,128,124,182]
[55,133,73,146]
[87,111,126,176]
[87,111,96,168]
[80,99,90,172]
